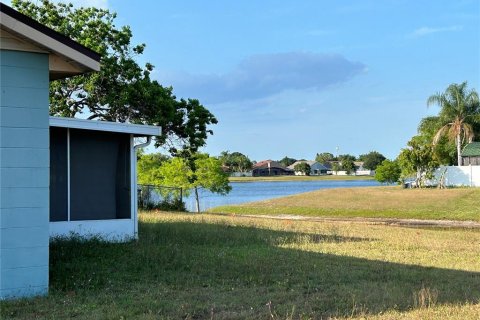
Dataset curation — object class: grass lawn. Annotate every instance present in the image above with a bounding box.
[229,175,375,182]
[1,212,479,319]
[210,186,480,222]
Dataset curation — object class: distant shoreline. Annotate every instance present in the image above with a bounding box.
[228,175,375,182]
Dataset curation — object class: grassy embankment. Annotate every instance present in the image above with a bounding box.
[210,186,480,222]
[229,175,374,182]
[1,212,479,319]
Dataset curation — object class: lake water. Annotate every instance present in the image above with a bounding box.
[185,179,381,212]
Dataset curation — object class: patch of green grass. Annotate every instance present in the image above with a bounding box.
[210,186,480,221]
[2,213,479,319]
[229,175,374,182]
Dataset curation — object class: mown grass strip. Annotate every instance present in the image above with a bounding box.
[210,187,480,221]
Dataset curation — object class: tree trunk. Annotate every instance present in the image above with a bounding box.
[457,134,462,166]
[194,187,200,214]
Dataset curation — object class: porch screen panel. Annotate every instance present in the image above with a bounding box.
[70,129,131,220]
[115,138,131,219]
[49,127,68,221]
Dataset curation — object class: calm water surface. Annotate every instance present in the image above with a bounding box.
[185,179,381,212]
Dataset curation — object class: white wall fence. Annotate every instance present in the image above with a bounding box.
[435,165,480,187]
[329,170,374,176]
[229,171,253,177]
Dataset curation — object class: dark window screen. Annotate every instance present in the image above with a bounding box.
[50,127,68,221]
[69,129,131,220]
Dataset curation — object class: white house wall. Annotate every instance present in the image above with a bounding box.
[50,219,135,242]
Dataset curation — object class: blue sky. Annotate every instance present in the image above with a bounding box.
[7,0,480,161]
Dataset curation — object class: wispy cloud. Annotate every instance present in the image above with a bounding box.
[409,25,463,38]
[157,52,366,104]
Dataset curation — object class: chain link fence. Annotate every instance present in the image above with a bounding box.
[138,184,185,211]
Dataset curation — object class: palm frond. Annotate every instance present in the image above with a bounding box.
[427,93,444,108]
[433,124,451,145]
[447,124,459,142]
[462,123,475,143]
[428,82,479,151]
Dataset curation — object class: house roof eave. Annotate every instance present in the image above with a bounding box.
[1,3,100,76]
[49,116,162,137]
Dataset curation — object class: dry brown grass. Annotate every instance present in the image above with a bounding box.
[211,186,480,221]
[244,187,471,211]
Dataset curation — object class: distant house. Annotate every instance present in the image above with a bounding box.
[324,161,374,176]
[324,161,340,174]
[252,160,293,176]
[354,161,374,176]
[287,160,328,175]
[461,142,480,166]
[322,161,333,170]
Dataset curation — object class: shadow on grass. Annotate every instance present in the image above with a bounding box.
[3,219,479,319]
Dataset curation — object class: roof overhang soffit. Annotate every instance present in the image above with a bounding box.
[0,5,100,79]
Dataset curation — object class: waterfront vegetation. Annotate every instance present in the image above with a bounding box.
[210,186,480,222]
[2,212,479,319]
[229,174,375,182]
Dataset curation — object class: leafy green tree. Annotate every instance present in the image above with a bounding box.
[194,155,232,206]
[219,151,253,172]
[427,82,480,166]
[331,162,341,174]
[158,154,231,213]
[13,0,217,155]
[279,156,297,167]
[157,157,193,191]
[137,153,170,185]
[341,158,356,175]
[218,151,232,171]
[234,154,253,172]
[397,137,439,188]
[293,162,311,176]
[417,116,456,165]
[315,152,335,164]
[338,154,356,162]
[359,151,386,170]
[374,160,401,184]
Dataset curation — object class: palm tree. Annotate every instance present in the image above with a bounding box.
[427,82,479,166]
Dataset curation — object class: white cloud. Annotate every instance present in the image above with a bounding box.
[410,25,463,38]
[157,52,366,104]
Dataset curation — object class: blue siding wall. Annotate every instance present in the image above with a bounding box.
[0,50,50,299]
